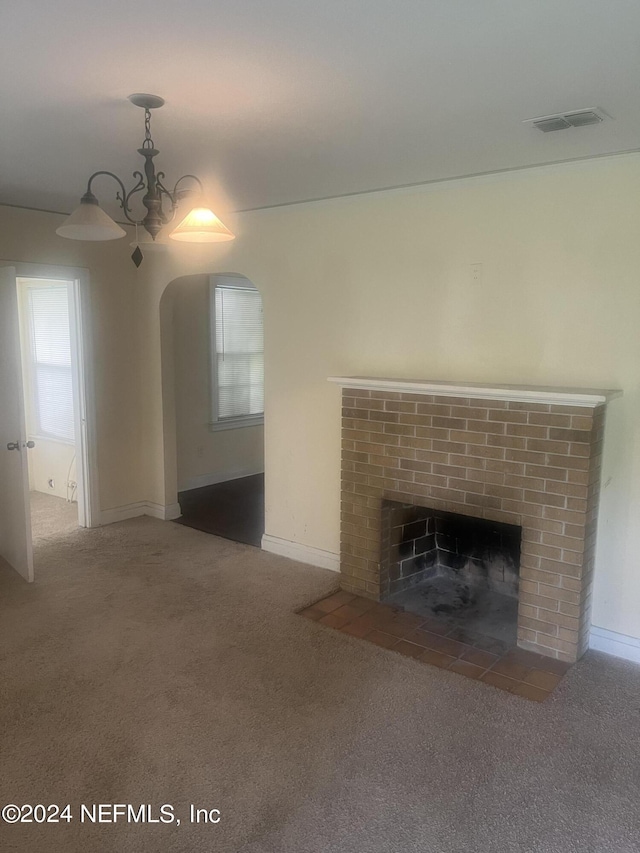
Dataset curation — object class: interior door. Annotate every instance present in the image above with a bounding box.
[0,266,34,581]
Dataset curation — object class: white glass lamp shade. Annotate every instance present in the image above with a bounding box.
[169,207,235,243]
[56,199,126,241]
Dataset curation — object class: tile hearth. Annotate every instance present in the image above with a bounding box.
[300,590,572,702]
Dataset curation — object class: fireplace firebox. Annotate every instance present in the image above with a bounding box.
[382,500,521,644]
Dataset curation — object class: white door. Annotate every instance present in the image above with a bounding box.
[0,266,34,581]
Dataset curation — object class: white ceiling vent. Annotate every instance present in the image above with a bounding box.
[523,108,608,133]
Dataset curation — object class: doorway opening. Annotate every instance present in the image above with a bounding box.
[163,273,265,547]
[16,275,92,551]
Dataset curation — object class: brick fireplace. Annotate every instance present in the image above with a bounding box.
[329,378,621,663]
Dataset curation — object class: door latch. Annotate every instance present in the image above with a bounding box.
[6,441,19,451]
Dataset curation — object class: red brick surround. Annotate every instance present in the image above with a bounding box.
[339,386,608,662]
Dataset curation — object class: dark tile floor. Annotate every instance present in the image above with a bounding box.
[300,590,572,701]
[174,474,264,547]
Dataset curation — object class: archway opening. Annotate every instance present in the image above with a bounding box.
[161,272,264,546]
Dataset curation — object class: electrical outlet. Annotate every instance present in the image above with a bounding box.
[48,478,55,489]
[196,445,204,459]
[470,263,483,283]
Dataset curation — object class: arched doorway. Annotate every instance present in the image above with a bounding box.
[160,272,264,546]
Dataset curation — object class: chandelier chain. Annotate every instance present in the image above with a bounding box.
[142,107,154,150]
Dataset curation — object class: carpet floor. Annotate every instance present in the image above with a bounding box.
[0,512,639,852]
[30,491,78,543]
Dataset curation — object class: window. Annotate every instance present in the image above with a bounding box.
[25,282,75,443]
[210,276,264,430]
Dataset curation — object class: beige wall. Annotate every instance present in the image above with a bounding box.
[27,438,76,500]
[0,205,143,513]
[144,154,640,641]
[165,274,264,492]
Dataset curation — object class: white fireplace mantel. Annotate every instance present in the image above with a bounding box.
[328,376,622,408]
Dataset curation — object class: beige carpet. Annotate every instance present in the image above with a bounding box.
[0,514,639,852]
[29,491,78,544]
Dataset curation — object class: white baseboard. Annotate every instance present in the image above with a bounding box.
[261,534,340,572]
[180,467,264,492]
[100,501,182,525]
[145,501,182,521]
[100,502,147,525]
[589,626,640,664]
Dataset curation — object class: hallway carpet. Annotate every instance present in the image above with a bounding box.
[29,491,78,543]
[0,516,639,852]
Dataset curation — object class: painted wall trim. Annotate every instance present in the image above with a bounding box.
[100,501,181,525]
[180,466,264,493]
[328,376,622,408]
[239,150,640,216]
[4,150,640,221]
[589,626,640,664]
[261,534,340,572]
[100,502,147,525]
[145,501,182,521]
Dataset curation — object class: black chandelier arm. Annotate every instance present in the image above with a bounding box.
[154,173,204,225]
[155,173,204,202]
[154,173,178,202]
[172,173,204,199]
[84,170,139,223]
[82,165,206,232]
[122,171,146,221]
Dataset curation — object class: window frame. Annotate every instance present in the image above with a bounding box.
[208,274,264,432]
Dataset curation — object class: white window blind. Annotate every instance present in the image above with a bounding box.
[213,282,264,422]
[27,284,75,443]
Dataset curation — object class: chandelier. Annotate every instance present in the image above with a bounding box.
[56,94,235,265]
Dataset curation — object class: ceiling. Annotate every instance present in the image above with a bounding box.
[2,0,640,219]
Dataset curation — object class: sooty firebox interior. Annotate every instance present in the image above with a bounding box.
[381,501,521,645]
